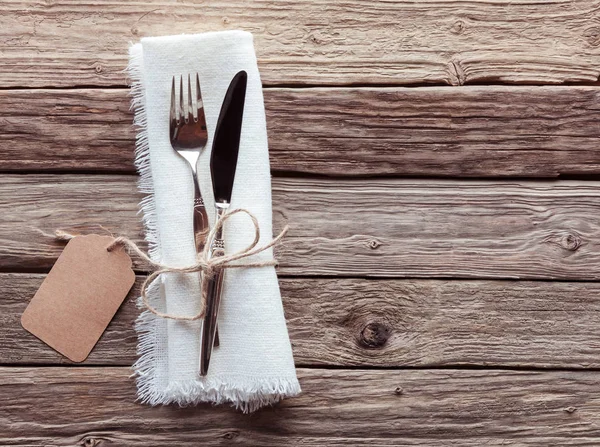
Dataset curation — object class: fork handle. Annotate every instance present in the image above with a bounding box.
[192,175,209,252]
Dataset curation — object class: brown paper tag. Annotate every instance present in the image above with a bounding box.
[21,234,135,362]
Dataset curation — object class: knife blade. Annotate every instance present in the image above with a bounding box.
[211,70,247,204]
[199,70,247,376]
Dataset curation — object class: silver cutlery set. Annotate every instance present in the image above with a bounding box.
[169,71,247,376]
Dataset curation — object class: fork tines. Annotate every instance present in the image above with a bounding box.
[170,73,202,125]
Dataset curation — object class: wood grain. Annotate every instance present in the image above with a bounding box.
[1,367,599,445]
[3,86,600,177]
[3,273,600,368]
[0,0,599,87]
[2,174,600,280]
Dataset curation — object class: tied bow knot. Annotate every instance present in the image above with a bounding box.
[56,208,288,321]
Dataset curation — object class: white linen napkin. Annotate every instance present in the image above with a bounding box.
[127,30,300,412]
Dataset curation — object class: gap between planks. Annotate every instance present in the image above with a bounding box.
[3,364,600,372]
[3,80,600,90]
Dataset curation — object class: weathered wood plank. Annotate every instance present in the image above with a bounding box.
[3,273,600,368]
[0,1,598,87]
[1,367,599,445]
[3,86,600,177]
[1,175,600,280]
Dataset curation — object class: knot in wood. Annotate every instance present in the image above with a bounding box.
[584,26,600,47]
[394,386,404,395]
[80,437,101,447]
[451,20,465,35]
[561,233,582,251]
[94,64,103,74]
[448,60,466,86]
[367,239,382,250]
[359,322,391,349]
[221,431,240,440]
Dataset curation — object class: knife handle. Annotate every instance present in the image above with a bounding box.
[199,206,227,376]
[191,174,219,347]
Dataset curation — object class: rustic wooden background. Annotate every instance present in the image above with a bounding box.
[1,1,600,445]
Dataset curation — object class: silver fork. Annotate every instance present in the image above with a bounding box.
[169,74,219,346]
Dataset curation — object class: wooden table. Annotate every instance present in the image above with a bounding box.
[1,1,600,445]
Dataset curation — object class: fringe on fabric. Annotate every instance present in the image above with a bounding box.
[125,43,300,412]
[126,43,165,407]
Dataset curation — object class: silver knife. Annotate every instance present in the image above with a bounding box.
[199,70,247,376]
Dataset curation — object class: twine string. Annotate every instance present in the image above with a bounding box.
[56,208,288,321]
